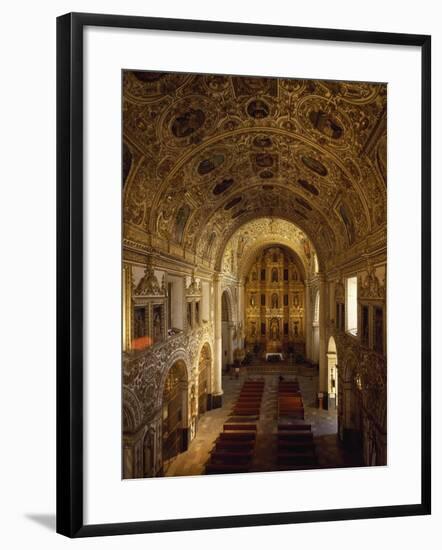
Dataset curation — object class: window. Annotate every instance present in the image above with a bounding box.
[283,269,288,281]
[284,294,288,306]
[284,322,289,335]
[261,294,266,306]
[260,269,266,281]
[346,276,358,335]
[261,322,266,335]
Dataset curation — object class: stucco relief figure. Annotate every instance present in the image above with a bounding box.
[270,319,279,340]
[171,108,205,138]
[251,322,257,338]
[339,203,355,245]
[173,205,191,243]
[153,307,162,342]
[272,294,278,308]
[250,294,256,307]
[190,385,197,417]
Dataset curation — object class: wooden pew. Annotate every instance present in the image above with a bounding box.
[278,423,311,431]
[213,440,255,451]
[223,423,257,431]
[278,440,315,452]
[217,432,256,444]
[277,432,313,442]
[210,450,253,463]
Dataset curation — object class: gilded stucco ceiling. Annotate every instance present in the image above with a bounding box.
[123,72,387,267]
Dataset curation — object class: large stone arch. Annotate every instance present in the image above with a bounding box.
[122,386,143,433]
[159,355,190,472]
[156,349,191,410]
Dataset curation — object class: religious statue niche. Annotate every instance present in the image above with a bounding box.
[374,307,384,354]
[294,293,299,307]
[272,293,279,309]
[361,305,369,347]
[293,321,299,337]
[173,205,191,244]
[133,307,146,339]
[195,301,200,325]
[271,268,278,282]
[252,270,258,281]
[187,302,192,328]
[250,321,257,338]
[250,293,256,307]
[152,305,163,344]
[270,318,280,341]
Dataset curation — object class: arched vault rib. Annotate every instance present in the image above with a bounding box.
[194,181,339,260]
[217,217,320,279]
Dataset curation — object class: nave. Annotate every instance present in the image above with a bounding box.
[164,365,363,477]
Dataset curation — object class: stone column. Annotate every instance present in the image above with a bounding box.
[212,274,223,408]
[304,281,312,360]
[318,275,328,408]
[227,322,235,364]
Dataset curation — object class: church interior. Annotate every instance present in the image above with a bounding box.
[122,71,387,478]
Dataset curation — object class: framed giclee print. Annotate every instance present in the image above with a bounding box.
[56,12,431,538]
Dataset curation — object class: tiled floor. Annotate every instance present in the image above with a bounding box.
[165,364,363,477]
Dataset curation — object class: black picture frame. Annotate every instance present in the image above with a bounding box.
[56,12,431,538]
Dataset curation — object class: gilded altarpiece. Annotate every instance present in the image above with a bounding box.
[244,246,305,354]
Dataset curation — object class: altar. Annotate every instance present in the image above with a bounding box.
[265,352,284,362]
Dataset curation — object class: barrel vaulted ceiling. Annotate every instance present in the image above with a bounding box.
[123,71,387,268]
